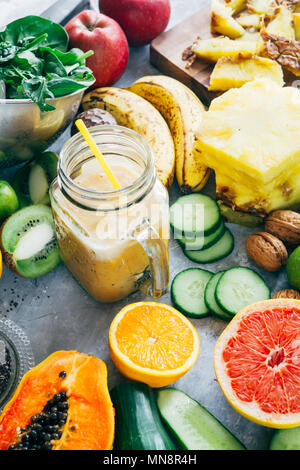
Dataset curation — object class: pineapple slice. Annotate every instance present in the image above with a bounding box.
[265,5,295,39]
[193,79,300,215]
[235,30,265,53]
[236,11,264,28]
[224,0,247,14]
[208,56,284,90]
[247,0,276,14]
[192,36,258,62]
[211,0,245,38]
[293,12,300,39]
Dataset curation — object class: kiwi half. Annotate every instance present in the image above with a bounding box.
[13,152,58,208]
[0,205,61,278]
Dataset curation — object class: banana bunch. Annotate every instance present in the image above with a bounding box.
[82,87,175,190]
[82,76,209,193]
[129,76,209,193]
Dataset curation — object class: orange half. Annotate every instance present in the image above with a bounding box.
[109,302,200,387]
[214,299,300,429]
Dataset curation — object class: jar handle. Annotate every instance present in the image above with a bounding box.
[131,218,169,299]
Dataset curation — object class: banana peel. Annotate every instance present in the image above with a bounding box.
[82,87,175,191]
[128,75,210,194]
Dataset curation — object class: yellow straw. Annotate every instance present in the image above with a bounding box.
[75,119,121,190]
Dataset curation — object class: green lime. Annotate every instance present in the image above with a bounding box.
[286,246,300,290]
[0,179,19,223]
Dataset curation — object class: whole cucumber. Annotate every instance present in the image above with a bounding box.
[110,381,176,450]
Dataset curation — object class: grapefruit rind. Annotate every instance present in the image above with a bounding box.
[109,301,200,388]
[213,299,300,429]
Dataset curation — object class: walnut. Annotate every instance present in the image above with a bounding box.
[265,210,300,246]
[245,231,288,272]
[272,289,300,299]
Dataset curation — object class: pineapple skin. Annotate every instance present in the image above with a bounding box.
[194,79,300,216]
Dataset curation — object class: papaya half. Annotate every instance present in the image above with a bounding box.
[0,350,115,450]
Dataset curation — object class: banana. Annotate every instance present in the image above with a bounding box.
[82,87,175,190]
[128,75,210,193]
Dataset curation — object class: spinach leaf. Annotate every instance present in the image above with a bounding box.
[22,77,55,112]
[0,16,69,51]
[42,50,67,78]
[47,72,95,97]
[13,50,44,77]
[0,41,18,63]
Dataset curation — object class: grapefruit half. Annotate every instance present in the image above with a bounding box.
[214,299,300,428]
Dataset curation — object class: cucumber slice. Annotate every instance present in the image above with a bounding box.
[204,271,232,321]
[170,194,221,236]
[171,268,213,318]
[184,228,234,264]
[215,267,271,316]
[177,220,225,251]
[157,388,245,450]
[270,428,300,450]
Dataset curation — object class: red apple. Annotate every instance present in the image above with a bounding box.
[65,10,129,87]
[99,0,171,47]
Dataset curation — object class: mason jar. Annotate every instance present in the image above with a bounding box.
[50,125,170,303]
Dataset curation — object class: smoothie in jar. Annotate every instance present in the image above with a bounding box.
[50,126,169,303]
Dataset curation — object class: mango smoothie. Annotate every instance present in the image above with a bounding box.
[51,155,169,302]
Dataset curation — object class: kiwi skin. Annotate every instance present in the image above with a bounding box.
[0,219,19,276]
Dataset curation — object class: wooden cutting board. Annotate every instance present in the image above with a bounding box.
[150,4,216,106]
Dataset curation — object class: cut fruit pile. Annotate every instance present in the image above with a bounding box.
[171,266,270,319]
[190,0,300,89]
[170,193,234,263]
[108,301,200,387]
[214,299,300,428]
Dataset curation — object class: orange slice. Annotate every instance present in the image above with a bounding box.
[109,301,200,388]
[214,299,300,429]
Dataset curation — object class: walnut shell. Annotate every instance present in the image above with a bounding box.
[272,289,300,300]
[245,231,288,272]
[265,210,300,246]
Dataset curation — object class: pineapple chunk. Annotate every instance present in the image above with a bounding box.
[247,0,276,14]
[235,30,261,40]
[224,0,247,13]
[194,79,300,215]
[236,11,264,28]
[293,12,300,39]
[208,56,284,90]
[211,0,245,38]
[191,37,258,62]
[265,5,295,39]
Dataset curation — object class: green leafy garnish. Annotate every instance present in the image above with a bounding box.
[0,15,95,111]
